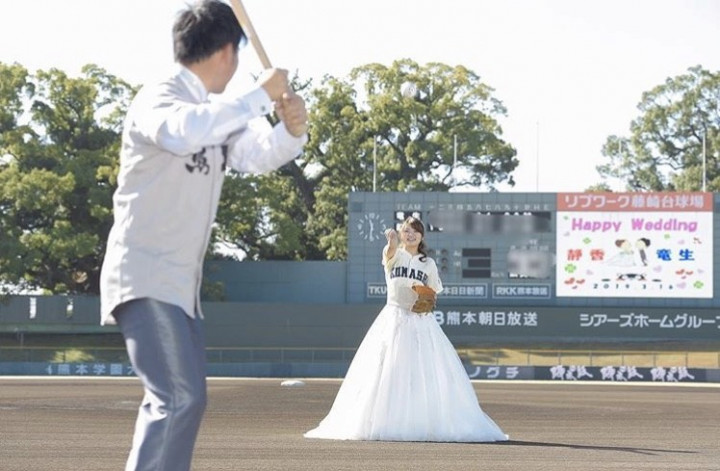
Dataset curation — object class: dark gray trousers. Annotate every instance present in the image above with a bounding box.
[114,298,207,471]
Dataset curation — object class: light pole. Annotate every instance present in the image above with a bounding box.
[702,132,707,192]
[453,134,457,167]
[535,121,540,192]
[373,137,377,192]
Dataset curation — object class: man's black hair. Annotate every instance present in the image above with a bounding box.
[173,0,247,64]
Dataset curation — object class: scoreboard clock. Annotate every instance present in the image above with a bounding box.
[357,212,387,242]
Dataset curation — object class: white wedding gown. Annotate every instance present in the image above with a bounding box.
[305,249,508,442]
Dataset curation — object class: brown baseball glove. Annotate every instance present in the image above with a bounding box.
[411,285,436,314]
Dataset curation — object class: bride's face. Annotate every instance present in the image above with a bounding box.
[400,225,422,249]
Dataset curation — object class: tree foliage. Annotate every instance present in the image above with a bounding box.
[0,62,135,294]
[1,59,517,293]
[216,59,518,261]
[212,75,326,261]
[597,66,720,191]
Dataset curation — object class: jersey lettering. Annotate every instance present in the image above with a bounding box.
[186,147,211,174]
[389,265,428,284]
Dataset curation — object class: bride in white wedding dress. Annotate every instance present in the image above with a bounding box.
[305,216,508,442]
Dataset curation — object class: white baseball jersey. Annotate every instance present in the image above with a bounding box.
[382,247,443,310]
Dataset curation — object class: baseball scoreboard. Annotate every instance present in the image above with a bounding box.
[347,191,716,309]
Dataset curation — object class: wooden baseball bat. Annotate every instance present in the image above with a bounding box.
[228,0,307,135]
[228,0,272,69]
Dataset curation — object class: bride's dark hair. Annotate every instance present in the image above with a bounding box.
[402,216,428,262]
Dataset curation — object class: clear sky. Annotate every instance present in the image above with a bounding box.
[1,0,719,192]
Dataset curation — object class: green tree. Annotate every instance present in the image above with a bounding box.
[308,59,517,259]
[1,58,518,294]
[0,63,135,294]
[597,66,720,191]
[214,59,517,260]
[212,74,326,261]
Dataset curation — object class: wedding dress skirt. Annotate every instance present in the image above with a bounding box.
[304,303,508,442]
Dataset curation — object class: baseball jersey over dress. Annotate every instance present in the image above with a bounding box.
[383,247,443,310]
[100,66,306,325]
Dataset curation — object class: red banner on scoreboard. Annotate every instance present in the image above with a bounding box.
[557,192,713,212]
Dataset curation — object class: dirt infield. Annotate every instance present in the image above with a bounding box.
[1,377,718,471]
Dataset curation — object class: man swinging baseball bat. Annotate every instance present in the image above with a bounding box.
[99,1,308,469]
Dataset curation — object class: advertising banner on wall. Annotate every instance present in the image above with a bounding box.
[556,192,713,298]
